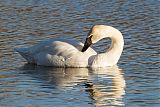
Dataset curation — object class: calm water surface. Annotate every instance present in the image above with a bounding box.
[0,0,160,107]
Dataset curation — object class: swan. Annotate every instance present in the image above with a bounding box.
[15,25,124,67]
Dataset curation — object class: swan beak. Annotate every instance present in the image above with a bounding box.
[81,36,92,52]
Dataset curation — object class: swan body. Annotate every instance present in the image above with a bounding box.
[15,39,97,67]
[15,25,124,67]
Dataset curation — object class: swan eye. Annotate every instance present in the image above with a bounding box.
[88,34,93,38]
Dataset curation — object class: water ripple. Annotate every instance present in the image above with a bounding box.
[0,0,159,107]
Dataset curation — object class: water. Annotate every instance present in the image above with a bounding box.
[0,0,159,107]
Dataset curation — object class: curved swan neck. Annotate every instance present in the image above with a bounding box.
[105,28,124,65]
[92,27,124,67]
[108,29,124,53]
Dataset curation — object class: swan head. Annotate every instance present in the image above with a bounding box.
[82,25,112,52]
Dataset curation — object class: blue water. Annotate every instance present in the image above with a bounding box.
[0,0,160,107]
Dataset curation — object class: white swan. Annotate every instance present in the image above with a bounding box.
[15,25,124,67]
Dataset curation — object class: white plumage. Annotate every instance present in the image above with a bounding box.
[15,39,97,67]
[15,25,124,67]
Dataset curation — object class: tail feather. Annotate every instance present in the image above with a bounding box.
[15,48,35,64]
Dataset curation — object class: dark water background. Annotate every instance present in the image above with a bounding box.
[0,0,160,107]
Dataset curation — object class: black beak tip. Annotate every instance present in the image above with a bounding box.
[81,47,86,52]
[81,44,90,52]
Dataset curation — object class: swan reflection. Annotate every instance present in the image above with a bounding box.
[21,65,125,106]
[87,66,126,106]
[21,64,89,89]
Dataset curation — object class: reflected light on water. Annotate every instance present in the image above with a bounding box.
[18,65,125,106]
[0,0,159,106]
[87,67,125,106]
